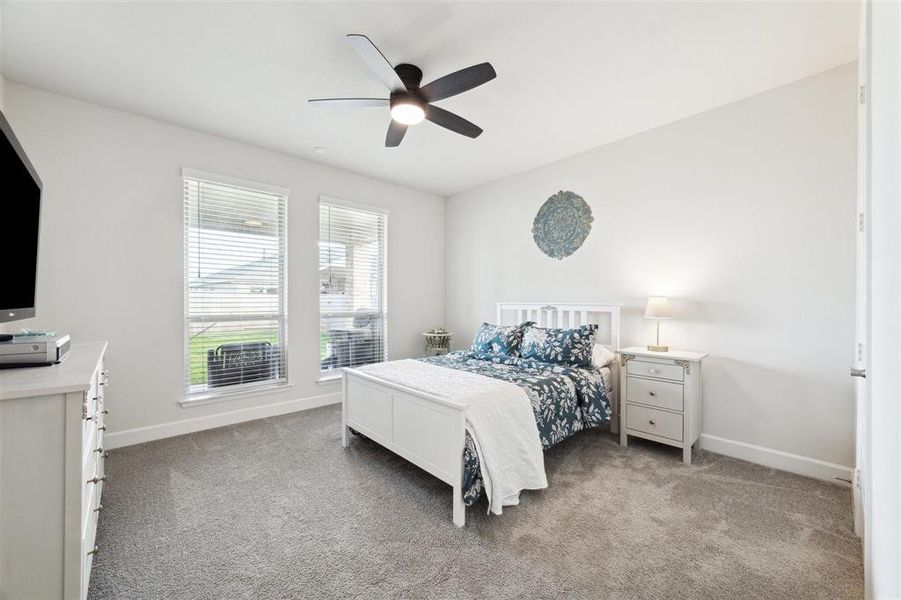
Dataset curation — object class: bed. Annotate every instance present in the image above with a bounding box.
[341,302,621,527]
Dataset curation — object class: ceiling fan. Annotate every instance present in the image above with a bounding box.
[309,34,496,147]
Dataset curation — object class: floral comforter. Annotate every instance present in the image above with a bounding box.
[417,351,612,507]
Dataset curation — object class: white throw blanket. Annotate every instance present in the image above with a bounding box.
[356,359,547,514]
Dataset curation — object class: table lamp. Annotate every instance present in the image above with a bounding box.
[644,296,671,352]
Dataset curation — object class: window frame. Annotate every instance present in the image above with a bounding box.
[181,168,290,405]
[317,195,389,383]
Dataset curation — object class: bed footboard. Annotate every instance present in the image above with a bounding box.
[342,368,468,527]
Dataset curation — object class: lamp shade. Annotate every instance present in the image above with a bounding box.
[644,296,671,319]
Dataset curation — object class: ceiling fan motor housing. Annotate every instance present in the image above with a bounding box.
[394,63,423,90]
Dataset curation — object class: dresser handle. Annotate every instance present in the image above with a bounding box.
[87,476,106,485]
[648,368,658,374]
[649,391,656,397]
[102,409,109,415]
[87,546,100,557]
[94,504,103,513]
[98,426,107,431]
[649,419,656,425]
[94,446,104,454]
[85,416,94,422]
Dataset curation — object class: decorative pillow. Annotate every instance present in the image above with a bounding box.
[520,324,598,367]
[591,343,616,368]
[470,322,531,356]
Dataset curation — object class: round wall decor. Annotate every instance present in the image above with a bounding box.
[531,190,593,259]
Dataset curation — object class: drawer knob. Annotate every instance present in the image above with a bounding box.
[85,416,94,422]
[87,476,106,485]
[87,546,100,557]
[102,409,109,415]
[648,368,659,374]
[98,426,107,432]
[94,446,104,454]
[649,391,656,397]
[94,504,103,513]
[649,419,656,425]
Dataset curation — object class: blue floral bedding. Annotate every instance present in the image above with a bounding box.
[417,351,612,507]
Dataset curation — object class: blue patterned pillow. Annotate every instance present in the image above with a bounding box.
[520,324,598,367]
[470,322,532,356]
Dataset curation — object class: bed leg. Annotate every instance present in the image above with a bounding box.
[452,484,465,527]
[611,383,620,435]
[341,374,349,448]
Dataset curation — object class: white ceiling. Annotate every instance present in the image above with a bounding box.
[1,2,858,196]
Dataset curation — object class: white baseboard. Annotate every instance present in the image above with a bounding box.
[700,433,853,486]
[105,392,341,449]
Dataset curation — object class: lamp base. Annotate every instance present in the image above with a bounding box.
[647,344,669,352]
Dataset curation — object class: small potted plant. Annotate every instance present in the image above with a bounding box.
[423,327,452,356]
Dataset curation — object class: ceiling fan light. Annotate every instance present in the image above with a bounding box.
[390,102,425,125]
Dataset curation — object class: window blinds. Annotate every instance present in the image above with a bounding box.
[319,200,387,376]
[183,170,288,396]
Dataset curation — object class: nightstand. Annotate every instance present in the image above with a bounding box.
[618,347,708,464]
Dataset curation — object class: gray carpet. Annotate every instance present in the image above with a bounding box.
[88,405,862,599]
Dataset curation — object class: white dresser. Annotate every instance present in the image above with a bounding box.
[0,341,108,600]
[618,347,707,464]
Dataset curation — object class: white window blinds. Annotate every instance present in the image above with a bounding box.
[319,199,388,376]
[183,169,288,397]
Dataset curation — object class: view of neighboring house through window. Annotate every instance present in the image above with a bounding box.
[183,170,288,396]
[319,198,387,377]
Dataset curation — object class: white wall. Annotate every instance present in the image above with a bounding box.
[0,5,5,111]
[2,83,445,444]
[446,64,857,472]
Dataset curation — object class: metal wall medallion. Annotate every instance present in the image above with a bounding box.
[532,190,593,259]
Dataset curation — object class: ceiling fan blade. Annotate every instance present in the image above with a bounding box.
[419,62,496,103]
[425,105,483,138]
[308,98,389,108]
[385,120,408,147]
[346,34,406,92]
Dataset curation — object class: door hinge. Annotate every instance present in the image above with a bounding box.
[859,84,866,105]
[858,212,865,232]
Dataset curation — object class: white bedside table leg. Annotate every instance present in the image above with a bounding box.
[620,429,628,447]
[683,444,692,465]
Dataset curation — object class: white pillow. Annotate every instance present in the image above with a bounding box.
[592,344,616,368]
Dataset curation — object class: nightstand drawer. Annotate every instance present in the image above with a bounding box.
[627,377,683,412]
[626,359,684,382]
[626,404,683,442]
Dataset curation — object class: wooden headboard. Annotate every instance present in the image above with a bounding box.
[495,302,621,350]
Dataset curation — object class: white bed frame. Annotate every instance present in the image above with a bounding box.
[341,302,621,527]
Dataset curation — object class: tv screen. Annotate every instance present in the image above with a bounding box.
[0,109,42,324]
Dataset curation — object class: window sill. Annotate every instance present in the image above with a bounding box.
[180,381,293,408]
[316,374,342,386]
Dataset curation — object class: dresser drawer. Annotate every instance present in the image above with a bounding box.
[82,484,100,600]
[83,444,104,512]
[626,404,683,442]
[626,359,684,382]
[627,377,683,412]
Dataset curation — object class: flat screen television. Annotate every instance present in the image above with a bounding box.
[0,108,42,324]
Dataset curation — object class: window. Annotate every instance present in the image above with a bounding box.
[319,198,387,377]
[183,169,288,398]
